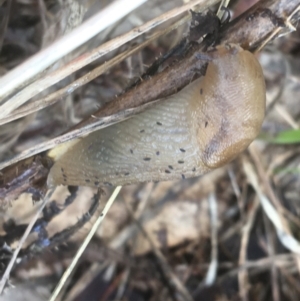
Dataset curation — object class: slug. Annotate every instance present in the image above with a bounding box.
[47,44,266,188]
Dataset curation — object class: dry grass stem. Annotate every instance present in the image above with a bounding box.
[49,186,121,301]
[243,154,300,254]
[0,13,191,126]
[0,0,219,120]
[204,192,219,286]
[0,0,148,104]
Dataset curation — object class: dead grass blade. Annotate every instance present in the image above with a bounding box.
[0,0,219,120]
[0,0,148,104]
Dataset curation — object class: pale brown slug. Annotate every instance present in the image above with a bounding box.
[47,44,266,188]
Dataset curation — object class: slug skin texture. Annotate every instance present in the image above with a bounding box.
[47,44,266,188]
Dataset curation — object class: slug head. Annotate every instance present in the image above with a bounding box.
[192,44,266,168]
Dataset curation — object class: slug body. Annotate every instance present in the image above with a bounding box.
[47,44,266,188]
